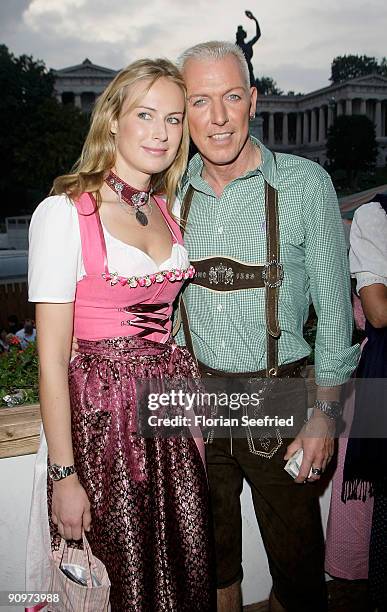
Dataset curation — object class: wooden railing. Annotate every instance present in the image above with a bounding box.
[0,367,317,460]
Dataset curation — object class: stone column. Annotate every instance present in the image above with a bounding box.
[318,107,326,142]
[337,101,343,116]
[327,105,334,129]
[296,113,302,145]
[249,115,264,141]
[282,113,288,146]
[268,113,275,146]
[345,99,352,115]
[360,98,367,116]
[310,109,317,144]
[375,100,382,137]
[303,111,309,144]
[74,93,82,109]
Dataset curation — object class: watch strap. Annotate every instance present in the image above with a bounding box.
[48,463,77,481]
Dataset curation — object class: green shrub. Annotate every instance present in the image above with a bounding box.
[0,341,39,406]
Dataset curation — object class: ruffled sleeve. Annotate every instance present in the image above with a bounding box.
[28,195,83,302]
[349,201,387,293]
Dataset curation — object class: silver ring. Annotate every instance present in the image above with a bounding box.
[311,467,322,476]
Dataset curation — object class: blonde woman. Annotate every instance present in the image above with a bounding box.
[26,59,213,611]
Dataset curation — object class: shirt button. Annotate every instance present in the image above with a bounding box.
[218,226,223,234]
[217,304,223,312]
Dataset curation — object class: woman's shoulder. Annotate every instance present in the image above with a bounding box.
[31,194,77,223]
[29,194,81,243]
[153,194,181,221]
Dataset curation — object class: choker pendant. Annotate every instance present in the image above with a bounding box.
[135,208,149,226]
[132,192,150,227]
[105,171,152,227]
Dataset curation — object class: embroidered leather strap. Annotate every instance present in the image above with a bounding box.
[264,181,282,376]
[192,257,265,290]
[179,178,282,376]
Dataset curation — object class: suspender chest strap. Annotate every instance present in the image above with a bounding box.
[179,179,283,377]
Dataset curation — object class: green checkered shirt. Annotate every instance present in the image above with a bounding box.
[175,138,359,386]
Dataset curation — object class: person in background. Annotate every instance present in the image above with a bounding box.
[7,314,20,335]
[328,195,387,610]
[16,319,36,349]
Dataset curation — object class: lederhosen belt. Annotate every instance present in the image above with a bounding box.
[176,178,305,457]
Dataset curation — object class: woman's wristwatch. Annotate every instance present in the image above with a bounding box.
[314,399,343,420]
[48,463,77,481]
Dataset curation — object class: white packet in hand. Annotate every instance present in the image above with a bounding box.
[284,448,312,479]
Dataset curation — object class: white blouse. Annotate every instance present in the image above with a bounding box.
[28,195,188,302]
[349,201,387,293]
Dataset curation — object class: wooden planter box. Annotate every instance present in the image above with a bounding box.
[0,403,41,459]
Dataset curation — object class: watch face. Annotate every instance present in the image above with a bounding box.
[49,463,75,480]
[49,464,62,480]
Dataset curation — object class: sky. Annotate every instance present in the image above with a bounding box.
[0,0,386,93]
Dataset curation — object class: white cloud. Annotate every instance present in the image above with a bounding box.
[26,0,86,21]
[0,0,385,92]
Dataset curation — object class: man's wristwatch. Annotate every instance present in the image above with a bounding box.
[314,399,343,420]
[48,463,77,481]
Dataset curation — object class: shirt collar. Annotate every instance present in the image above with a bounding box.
[186,136,278,194]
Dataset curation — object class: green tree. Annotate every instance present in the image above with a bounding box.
[0,45,88,218]
[254,76,283,95]
[327,115,377,188]
[330,54,387,83]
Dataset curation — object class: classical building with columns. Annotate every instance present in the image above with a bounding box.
[258,74,387,166]
[54,60,387,166]
[53,58,118,113]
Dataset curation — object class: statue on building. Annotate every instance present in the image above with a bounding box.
[236,10,261,86]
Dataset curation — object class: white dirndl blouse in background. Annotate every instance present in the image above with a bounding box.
[349,201,387,293]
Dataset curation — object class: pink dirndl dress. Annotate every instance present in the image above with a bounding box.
[28,193,214,611]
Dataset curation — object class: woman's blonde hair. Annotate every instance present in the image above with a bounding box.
[52,58,189,213]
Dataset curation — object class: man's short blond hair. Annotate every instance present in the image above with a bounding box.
[177,40,251,89]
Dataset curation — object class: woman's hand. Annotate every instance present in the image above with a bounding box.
[52,474,91,540]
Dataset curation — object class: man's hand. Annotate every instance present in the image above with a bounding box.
[70,335,79,362]
[284,409,335,483]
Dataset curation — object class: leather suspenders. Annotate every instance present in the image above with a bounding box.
[178,179,283,377]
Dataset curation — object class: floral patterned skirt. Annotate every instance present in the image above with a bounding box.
[47,336,215,612]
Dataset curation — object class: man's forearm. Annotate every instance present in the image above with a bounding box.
[315,384,342,402]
